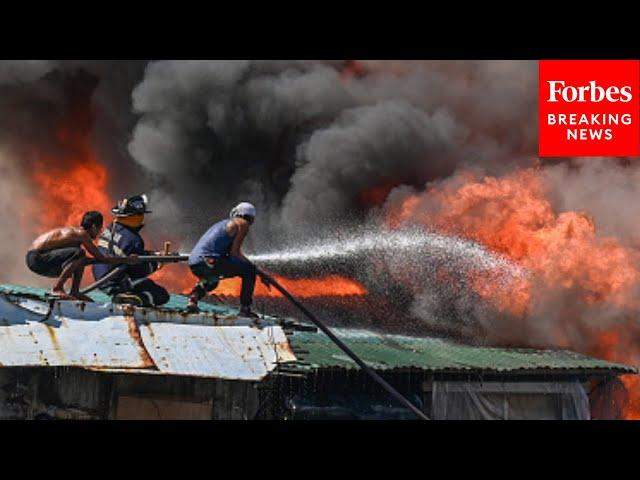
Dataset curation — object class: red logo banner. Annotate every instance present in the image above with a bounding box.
[539,60,640,157]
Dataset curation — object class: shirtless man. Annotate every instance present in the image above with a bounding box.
[26,211,138,300]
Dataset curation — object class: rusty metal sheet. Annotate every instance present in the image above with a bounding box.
[0,293,296,380]
[138,322,296,380]
[0,295,151,368]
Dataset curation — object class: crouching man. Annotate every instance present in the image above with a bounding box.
[92,194,170,307]
[26,211,138,300]
[186,202,267,317]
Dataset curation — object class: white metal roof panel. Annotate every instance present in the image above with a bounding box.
[138,323,296,380]
[0,293,295,380]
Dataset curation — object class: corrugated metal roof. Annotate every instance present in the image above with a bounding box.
[0,283,241,316]
[1,283,635,378]
[0,297,151,369]
[286,328,637,374]
[138,323,295,378]
[0,284,295,380]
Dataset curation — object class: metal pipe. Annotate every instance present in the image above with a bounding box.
[257,268,429,420]
[84,255,189,265]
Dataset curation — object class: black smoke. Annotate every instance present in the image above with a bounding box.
[127,60,539,252]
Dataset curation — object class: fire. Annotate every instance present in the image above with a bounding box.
[151,264,196,294]
[25,103,112,234]
[253,274,367,298]
[152,263,367,298]
[358,180,402,208]
[387,167,640,418]
[389,168,640,312]
[31,159,111,231]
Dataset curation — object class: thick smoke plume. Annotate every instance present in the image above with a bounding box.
[2,60,638,358]
[3,59,640,418]
[0,60,146,284]
[128,60,538,249]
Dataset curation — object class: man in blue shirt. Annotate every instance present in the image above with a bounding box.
[92,194,170,307]
[186,202,262,317]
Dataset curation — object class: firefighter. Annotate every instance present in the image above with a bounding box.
[186,202,265,317]
[92,194,170,307]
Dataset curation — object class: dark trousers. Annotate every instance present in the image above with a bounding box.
[26,247,85,278]
[190,257,256,307]
[103,278,169,307]
[132,279,170,307]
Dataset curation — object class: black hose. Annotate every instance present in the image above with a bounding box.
[257,268,429,421]
[84,255,189,265]
[79,264,128,295]
[80,255,189,295]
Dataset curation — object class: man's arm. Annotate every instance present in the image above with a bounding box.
[81,232,138,264]
[229,221,250,262]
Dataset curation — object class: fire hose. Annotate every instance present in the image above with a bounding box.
[78,253,429,419]
[256,267,430,421]
[80,255,189,295]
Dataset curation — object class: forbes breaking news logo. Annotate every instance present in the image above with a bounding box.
[539,60,640,157]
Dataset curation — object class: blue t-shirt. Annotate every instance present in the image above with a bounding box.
[189,219,236,266]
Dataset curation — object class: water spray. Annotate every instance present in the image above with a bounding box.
[249,228,527,280]
[78,228,525,419]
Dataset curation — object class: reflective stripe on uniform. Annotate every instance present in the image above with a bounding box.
[96,239,125,257]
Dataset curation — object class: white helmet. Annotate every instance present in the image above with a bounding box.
[230,202,257,220]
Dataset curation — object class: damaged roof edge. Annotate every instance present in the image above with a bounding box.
[0,284,636,379]
[0,291,296,380]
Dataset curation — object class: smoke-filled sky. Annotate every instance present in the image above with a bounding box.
[2,60,640,351]
[5,60,640,418]
[0,60,538,247]
[126,60,539,247]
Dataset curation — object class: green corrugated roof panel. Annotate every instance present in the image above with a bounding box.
[287,328,637,374]
[0,283,238,316]
[2,284,634,375]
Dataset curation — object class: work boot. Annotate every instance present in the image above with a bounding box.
[239,306,260,319]
[185,302,200,314]
[113,293,143,307]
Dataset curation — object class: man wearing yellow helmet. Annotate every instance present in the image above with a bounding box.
[92,194,170,307]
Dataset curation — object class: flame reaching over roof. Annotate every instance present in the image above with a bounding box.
[386,167,640,418]
[25,102,112,233]
[152,263,367,298]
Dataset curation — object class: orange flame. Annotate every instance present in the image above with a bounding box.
[25,104,112,233]
[386,167,640,418]
[152,263,367,298]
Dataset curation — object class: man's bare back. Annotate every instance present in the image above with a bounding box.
[31,227,87,252]
[27,215,139,301]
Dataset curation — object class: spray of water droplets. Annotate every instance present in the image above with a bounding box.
[248,227,530,337]
[249,228,526,280]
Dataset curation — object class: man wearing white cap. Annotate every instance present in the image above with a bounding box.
[186,202,260,317]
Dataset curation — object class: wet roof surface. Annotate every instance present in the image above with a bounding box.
[286,328,637,374]
[0,283,635,377]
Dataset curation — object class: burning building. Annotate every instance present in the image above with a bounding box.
[2,60,640,419]
[0,284,633,420]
